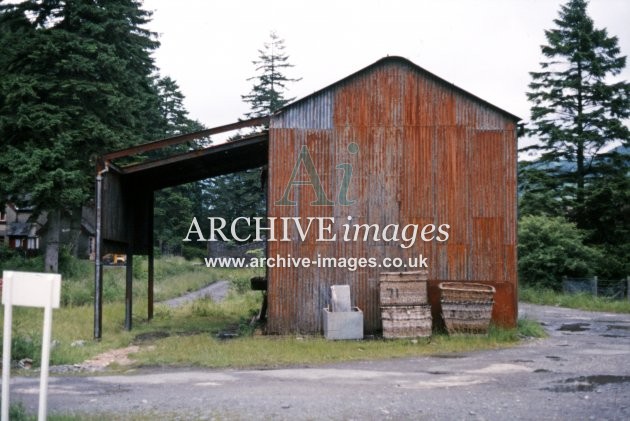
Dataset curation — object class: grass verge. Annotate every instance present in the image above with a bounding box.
[3,289,545,370]
[1,255,547,371]
[131,318,545,369]
[520,286,630,313]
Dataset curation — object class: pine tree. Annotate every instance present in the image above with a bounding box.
[525,0,630,226]
[0,0,161,271]
[204,32,300,243]
[152,75,208,255]
[242,31,301,118]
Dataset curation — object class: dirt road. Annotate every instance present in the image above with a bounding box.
[8,303,630,420]
[160,280,230,308]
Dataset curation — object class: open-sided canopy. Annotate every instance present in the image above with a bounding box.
[97,117,269,254]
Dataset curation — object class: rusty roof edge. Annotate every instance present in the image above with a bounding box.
[273,56,521,123]
[118,131,268,175]
[102,116,270,162]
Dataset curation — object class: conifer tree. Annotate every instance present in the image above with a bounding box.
[0,0,161,271]
[205,32,300,242]
[524,0,630,226]
[521,0,630,279]
[152,75,208,255]
[242,31,301,118]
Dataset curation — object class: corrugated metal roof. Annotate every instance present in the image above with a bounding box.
[275,56,521,123]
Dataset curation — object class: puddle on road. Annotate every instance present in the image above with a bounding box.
[431,354,467,359]
[557,323,590,332]
[600,334,625,338]
[426,371,451,375]
[607,324,630,331]
[534,369,551,373]
[546,356,564,361]
[511,359,534,363]
[543,375,630,393]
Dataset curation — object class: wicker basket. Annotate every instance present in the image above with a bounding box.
[379,271,428,282]
[439,282,495,334]
[438,282,495,303]
[441,301,494,334]
[381,305,432,338]
[379,271,428,306]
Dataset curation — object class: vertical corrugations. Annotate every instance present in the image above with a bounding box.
[268,60,519,334]
[273,91,334,130]
[471,131,504,218]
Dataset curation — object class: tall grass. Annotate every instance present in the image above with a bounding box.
[520,286,630,313]
[0,254,263,367]
[59,255,263,307]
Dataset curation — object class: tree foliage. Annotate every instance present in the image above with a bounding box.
[518,215,602,289]
[524,0,629,223]
[151,76,208,255]
[202,170,266,242]
[203,31,300,242]
[0,0,161,211]
[241,31,301,118]
[0,0,162,270]
[520,0,630,280]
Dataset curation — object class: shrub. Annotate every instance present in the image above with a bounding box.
[518,215,601,290]
[182,244,207,261]
[0,244,44,273]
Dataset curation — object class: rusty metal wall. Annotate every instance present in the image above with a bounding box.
[267,59,518,334]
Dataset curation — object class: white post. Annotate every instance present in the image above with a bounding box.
[1,271,61,421]
[1,278,13,421]
[38,304,53,420]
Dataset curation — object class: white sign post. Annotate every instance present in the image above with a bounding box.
[2,271,61,421]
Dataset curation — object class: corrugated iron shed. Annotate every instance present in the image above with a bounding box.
[95,56,520,338]
[266,56,519,333]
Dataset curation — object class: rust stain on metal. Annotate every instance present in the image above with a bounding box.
[267,57,519,334]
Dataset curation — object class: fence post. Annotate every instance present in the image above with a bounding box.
[591,276,598,297]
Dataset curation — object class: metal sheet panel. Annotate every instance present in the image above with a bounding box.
[268,59,518,334]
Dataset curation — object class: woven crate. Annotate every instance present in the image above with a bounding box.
[381,305,432,338]
[438,282,495,303]
[380,271,428,282]
[441,301,494,334]
[379,271,428,306]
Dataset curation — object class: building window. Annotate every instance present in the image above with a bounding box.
[27,237,39,250]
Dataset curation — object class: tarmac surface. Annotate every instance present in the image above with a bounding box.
[7,303,630,420]
[160,280,230,308]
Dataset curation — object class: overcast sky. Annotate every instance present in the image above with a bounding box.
[143,0,630,137]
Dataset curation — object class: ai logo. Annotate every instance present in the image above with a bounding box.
[274,142,359,206]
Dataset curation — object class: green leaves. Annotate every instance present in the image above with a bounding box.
[518,215,602,289]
